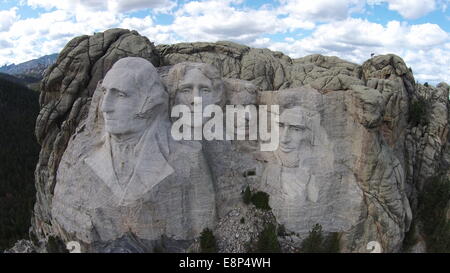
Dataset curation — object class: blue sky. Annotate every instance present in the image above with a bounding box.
[0,0,449,84]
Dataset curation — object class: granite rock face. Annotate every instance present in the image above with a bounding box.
[258,87,411,252]
[30,29,449,253]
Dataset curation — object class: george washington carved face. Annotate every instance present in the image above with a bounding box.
[100,57,167,138]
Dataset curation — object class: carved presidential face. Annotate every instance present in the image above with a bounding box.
[100,69,149,137]
[227,82,257,139]
[277,107,312,155]
[174,68,218,112]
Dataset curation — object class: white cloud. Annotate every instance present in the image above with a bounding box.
[278,0,365,22]
[0,1,178,65]
[26,0,107,11]
[268,18,450,83]
[0,7,18,32]
[387,0,436,19]
[1,0,449,84]
[368,0,437,19]
[406,23,449,48]
[26,0,176,13]
[109,0,177,13]
[170,0,282,43]
[0,8,124,65]
[121,15,153,30]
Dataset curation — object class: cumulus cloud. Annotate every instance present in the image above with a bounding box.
[387,0,436,19]
[0,39,13,48]
[170,0,282,43]
[109,0,177,13]
[269,18,449,58]
[1,0,449,84]
[367,0,437,19]
[0,8,123,64]
[26,0,107,11]
[0,1,178,65]
[0,7,18,32]
[268,18,450,83]
[278,0,365,22]
[26,0,176,13]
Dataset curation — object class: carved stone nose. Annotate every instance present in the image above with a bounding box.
[101,99,113,113]
[280,127,290,143]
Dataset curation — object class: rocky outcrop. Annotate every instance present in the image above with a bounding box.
[4,240,36,253]
[29,28,449,253]
[408,83,449,187]
[157,42,363,92]
[215,205,276,253]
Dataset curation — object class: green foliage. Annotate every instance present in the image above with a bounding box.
[424,82,429,87]
[401,220,418,252]
[277,224,287,237]
[256,223,281,253]
[200,228,217,253]
[0,77,39,251]
[300,224,323,253]
[322,232,340,253]
[242,187,271,211]
[409,97,429,126]
[300,224,340,253]
[251,191,271,211]
[46,236,68,253]
[153,245,163,253]
[418,177,450,253]
[243,186,252,205]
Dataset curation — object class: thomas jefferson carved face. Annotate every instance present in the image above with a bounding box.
[167,62,225,128]
[100,57,167,138]
[175,68,216,112]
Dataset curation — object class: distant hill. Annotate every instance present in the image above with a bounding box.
[0,75,40,251]
[0,54,57,91]
[0,73,26,86]
[0,54,58,77]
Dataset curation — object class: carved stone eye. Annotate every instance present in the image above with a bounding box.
[201,88,211,93]
[181,88,191,93]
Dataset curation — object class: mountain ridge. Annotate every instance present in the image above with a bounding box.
[0,54,58,78]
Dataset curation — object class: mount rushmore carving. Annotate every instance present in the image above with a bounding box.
[28,29,449,253]
[49,56,410,253]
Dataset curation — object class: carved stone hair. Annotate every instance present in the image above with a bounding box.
[166,62,226,109]
[106,57,169,120]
